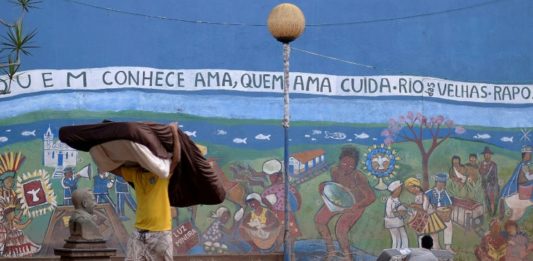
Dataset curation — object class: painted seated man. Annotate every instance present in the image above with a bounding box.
[69,188,103,241]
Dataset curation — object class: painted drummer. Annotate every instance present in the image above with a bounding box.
[426,173,454,252]
[404,177,446,248]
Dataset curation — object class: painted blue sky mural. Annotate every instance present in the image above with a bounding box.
[1,0,531,82]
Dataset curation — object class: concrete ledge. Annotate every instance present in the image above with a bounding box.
[0,254,283,261]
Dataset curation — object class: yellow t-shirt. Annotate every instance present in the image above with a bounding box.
[121,167,171,231]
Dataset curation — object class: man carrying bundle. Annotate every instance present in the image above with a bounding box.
[59,121,226,260]
[110,166,173,260]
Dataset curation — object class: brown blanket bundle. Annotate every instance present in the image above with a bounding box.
[59,121,226,207]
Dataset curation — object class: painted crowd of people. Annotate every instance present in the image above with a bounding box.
[382,145,533,260]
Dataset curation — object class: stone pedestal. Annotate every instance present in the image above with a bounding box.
[54,239,116,261]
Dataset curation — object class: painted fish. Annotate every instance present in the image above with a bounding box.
[304,134,311,138]
[216,129,227,135]
[473,133,491,140]
[233,138,247,144]
[354,132,370,139]
[311,138,317,141]
[255,134,271,140]
[0,136,7,142]
[184,131,197,137]
[325,131,346,140]
[312,130,322,135]
[21,130,36,136]
[5,129,11,132]
[500,136,514,143]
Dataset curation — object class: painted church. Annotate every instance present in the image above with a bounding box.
[42,126,78,177]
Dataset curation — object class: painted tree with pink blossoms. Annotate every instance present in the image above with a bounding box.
[382,112,465,190]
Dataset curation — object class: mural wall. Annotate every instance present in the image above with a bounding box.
[0,1,532,261]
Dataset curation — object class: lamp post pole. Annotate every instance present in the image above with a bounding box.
[267,4,305,261]
[282,42,291,261]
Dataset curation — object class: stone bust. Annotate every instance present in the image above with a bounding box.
[69,188,103,241]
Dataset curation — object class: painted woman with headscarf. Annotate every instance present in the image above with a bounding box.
[239,193,280,252]
[201,206,232,254]
[404,177,446,247]
[261,159,302,250]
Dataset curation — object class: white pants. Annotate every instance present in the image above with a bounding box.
[429,220,453,249]
[443,220,453,245]
[389,227,408,249]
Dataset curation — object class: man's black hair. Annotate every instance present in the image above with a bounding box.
[421,235,433,250]
[339,146,359,168]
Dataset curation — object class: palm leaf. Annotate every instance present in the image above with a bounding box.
[1,20,38,56]
[1,55,20,79]
[9,0,42,12]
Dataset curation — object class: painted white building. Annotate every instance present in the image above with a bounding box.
[43,126,78,168]
[289,149,326,175]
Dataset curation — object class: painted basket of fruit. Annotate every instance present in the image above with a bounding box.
[321,181,355,212]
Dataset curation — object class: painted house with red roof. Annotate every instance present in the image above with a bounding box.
[289,149,326,175]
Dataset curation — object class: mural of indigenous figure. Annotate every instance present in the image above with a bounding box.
[502,220,532,261]
[475,219,507,261]
[61,166,80,205]
[501,145,533,221]
[478,147,500,217]
[93,169,115,207]
[239,193,280,252]
[261,159,302,251]
[426,173,454,252]
[0,153,40,257]
[315,145,376,260]
[449,155,467,187]
[383,180,408,249]
[404,177,446,247]
[114,175,137,221]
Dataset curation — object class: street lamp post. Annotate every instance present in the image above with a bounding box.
[267,3,305,261]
